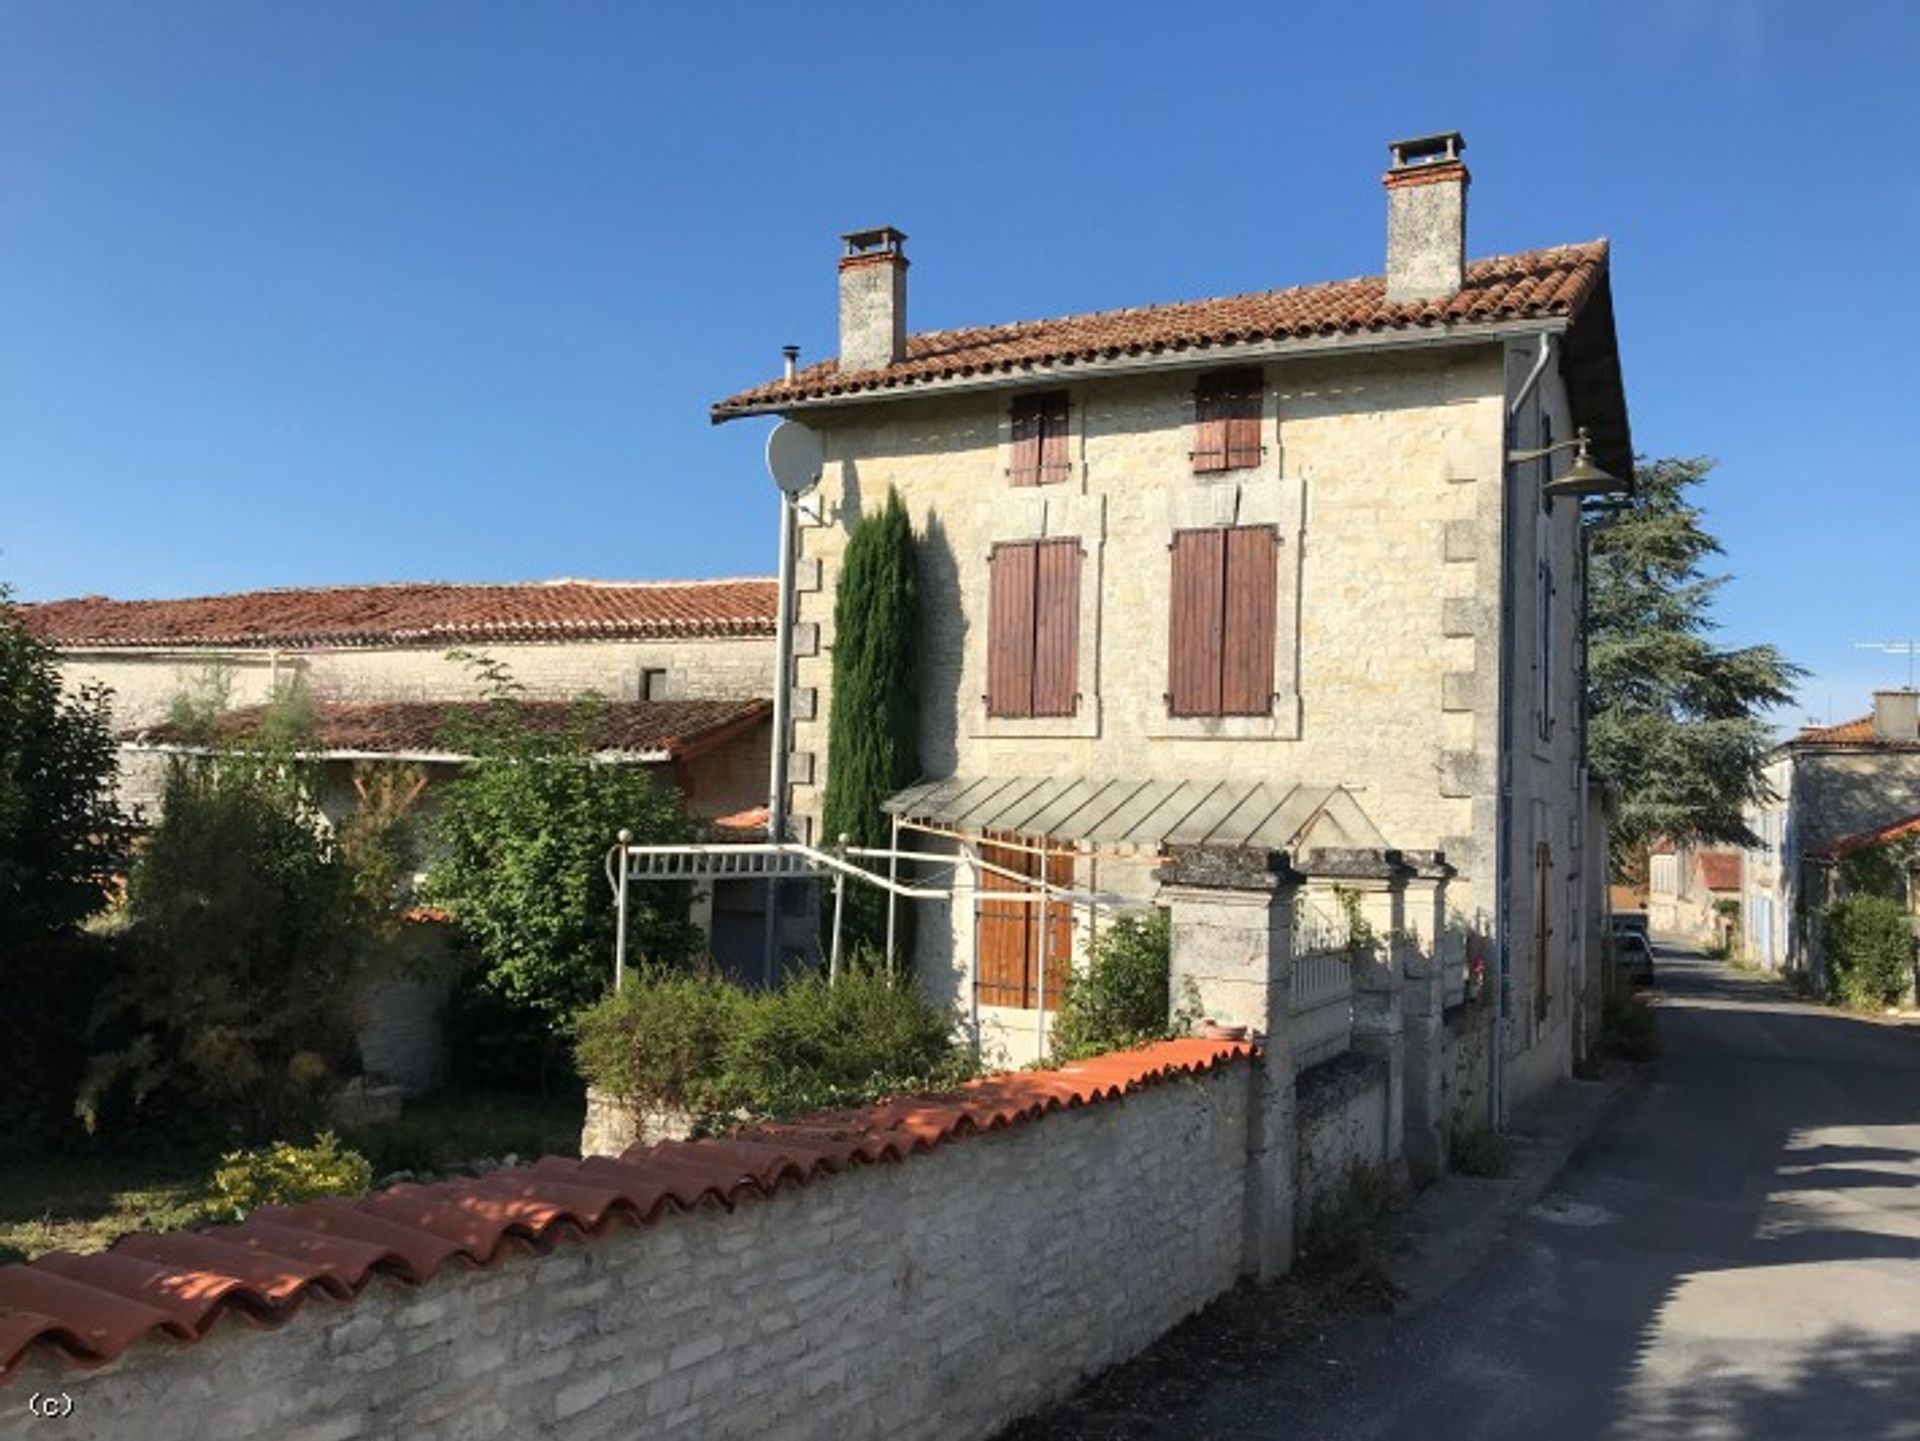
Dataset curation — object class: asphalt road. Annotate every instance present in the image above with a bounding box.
[1183,949,1920,1440]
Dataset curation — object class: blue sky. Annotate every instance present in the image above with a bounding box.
[2,2,1915,725]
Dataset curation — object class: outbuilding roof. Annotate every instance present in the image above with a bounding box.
[21,578,777,651]
[123,698,771,764]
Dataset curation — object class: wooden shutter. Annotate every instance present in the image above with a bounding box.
[1009,397,1043,486]
[1031,539,1081,717]
[1167,529,1226,716]
[987,543,1037,717]
[1221,526,1278,715]
[1036,844,1075,1008]
[1194,369,1262,473]
[977,833,1030,1007]
[1534,842,1551,1022]
[1037,394,1071,484]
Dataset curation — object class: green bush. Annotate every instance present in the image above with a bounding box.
[1598,988,1660,1061]
[1823,895,1916,1009]
[199,1132,372,1222]
[0,930,121,1157]
[1449,1124,1514,1178]
[720,958,965,1114]
[573,968,749,1114]
[573,958,969,1123]
[80,757,364,1143]
[1050,909,1174,1061]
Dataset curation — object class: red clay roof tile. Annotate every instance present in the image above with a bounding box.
[0,1038,1251,1384]
[20,578,777,651]
[713,242,1609,417]
[127,697,772,763]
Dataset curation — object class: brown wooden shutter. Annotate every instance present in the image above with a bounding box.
[1221,525,1278,715]
[1534,843,1551,1022]
[1009,397,1043,486]
[987,543,1037,717]
[1038,393,1071,484]
[977,833,1028,1007]
[1193,384,1228,474]
[1031,539,1081,717]
[1167,529,1226,716]
[1224,372,1263,469]
[1037,843,1075,1008]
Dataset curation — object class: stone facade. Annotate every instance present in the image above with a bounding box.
[0,1065,1249,1441]
[782,337,1593,1106]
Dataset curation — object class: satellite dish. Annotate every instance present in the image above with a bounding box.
[766,421,824,495]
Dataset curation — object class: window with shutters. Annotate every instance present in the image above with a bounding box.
[1009,392,1072,486]
[1192,368,1264,474]
[975,831,1074,1010]
[1166,525,1278,717]
[986,538,1082,718]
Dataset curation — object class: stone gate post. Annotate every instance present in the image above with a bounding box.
[1158,845,1302,1282]
[1397,852,1455,1180]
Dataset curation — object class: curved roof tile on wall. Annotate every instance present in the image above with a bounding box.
[0,1038,1252,1384]
[20,578,778,650]
[713,241,1609,415]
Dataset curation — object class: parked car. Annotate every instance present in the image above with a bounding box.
[1612,930,1656,987]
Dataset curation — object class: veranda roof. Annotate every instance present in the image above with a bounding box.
[882,775,1387,858]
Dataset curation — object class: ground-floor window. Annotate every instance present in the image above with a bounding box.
[975,830,1074,1009]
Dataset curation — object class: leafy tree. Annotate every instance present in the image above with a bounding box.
[423,663,698,1033]
[1585,457,1801,854]
[0,586,128,946]
[81,755,363,1141]
[1050,909,1177,1061]
[820,487,921,955]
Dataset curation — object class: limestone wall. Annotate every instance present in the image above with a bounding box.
[1294,1052,1391,1226]
[0,1064,1249,1441]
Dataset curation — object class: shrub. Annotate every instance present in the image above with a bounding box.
[1449,1124,1514,1178]
[1050,909,1174,1061]
[573,957,969,1123]
[573,968,748,1114]
[199,1132,372,1222]
[1823,895,1915,1009]
[425,667,699,1030]
[1598,988,1660,1061]
[0,930,121,1156]
[80,757,364,1142]
[719,957,965,1114]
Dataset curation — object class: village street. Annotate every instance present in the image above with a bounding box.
[1077,950,1920,1440]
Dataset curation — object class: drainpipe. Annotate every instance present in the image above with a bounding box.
[1493,332,1555,1131]
[762,485,799,987]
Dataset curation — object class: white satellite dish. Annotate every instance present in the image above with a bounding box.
[766,421,824,495]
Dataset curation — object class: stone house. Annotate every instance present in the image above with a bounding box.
[1743,689,1920,977]
[1647,842,1742,948]
[23,577,780,1085]
[713,133,1632,1115]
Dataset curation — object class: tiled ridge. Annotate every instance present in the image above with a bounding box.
[0,1038,1252,1383]
[712,240,1608,414]
[19,578,778,650]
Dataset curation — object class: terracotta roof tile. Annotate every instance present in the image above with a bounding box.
[713,242,1609,416]
[0,1038,1249,1383]
[1792,715,1877,746]
[126,698,772,763]
[1695,852,1742,892]
[21,578,777,651]
[1809,812,1920,861]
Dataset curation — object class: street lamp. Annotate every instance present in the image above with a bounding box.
[1508,426,1630,503]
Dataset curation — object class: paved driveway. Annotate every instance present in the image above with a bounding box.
[1157,951,1920,1439]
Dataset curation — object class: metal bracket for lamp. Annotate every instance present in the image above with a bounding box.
[1507,426,1629,501]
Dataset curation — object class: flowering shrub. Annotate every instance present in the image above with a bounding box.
[200,1132,373,1222]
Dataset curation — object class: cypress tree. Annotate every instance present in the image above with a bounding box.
[820,487,921,958]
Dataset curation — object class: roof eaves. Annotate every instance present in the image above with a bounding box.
[711,314,1568,424]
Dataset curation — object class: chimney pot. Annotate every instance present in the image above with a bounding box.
[1384,131,1469,305]
[782,344,800,382]
[838,226,908,373]
[1871,689,1919,742]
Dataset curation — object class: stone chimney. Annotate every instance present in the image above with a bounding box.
[1872,689,1920,742]
[838,227,908,373]
[1384,132,1469,304]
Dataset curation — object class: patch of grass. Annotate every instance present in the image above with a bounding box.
[0,1152,213,1263]
[340,1088,585,1178]
[1598,989,1660,1061]
[1449,1123,1514,1178]
[1295,1164,1404,1313]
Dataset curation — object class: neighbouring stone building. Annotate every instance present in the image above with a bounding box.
[1647,843,1742,949]
[1743,689,1920,978]
[22,578,780,1085]
[712,132,1632,1118]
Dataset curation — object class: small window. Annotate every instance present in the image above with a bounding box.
[1009,392,1072,486]
[641,668,669,701]
[1192,368,1264,474]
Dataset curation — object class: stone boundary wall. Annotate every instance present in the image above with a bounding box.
[1294,1052,1391,1225]
[0,1065,1249,1441]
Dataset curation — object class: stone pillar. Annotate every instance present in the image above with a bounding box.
[1158,845,1301,1282]
[1397,853,1454,1181]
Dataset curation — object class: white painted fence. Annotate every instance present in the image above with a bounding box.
[1289,947,1354,1069]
